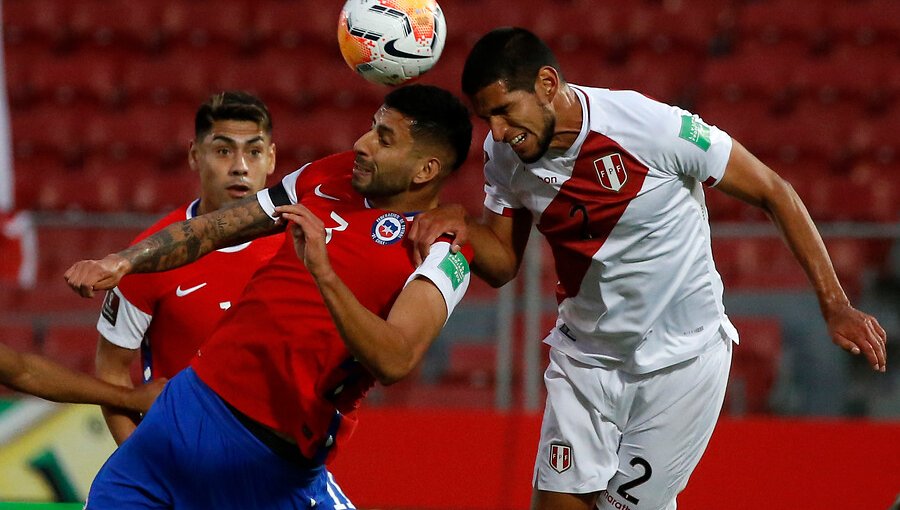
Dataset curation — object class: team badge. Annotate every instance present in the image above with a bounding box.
[593,153,627,192]
[101,290,120,326]
[549,443,572,473]
[371,212,406,245]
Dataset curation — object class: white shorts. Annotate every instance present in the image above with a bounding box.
[533,334,732,510]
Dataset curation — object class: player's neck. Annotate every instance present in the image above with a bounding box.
[549,84,583,152]
[366,189,438,214]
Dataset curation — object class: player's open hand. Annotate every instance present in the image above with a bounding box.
[826,303,887,372]
[276,204,334,280]
[127,378,167,413]
[64,254,131,298]
[408,204,469,266]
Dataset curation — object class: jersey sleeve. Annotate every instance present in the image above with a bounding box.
[405,241,472,322]
[256,164,306,219]
[618,92,733,187]
[96,287,152,350]
[483,135,525,216]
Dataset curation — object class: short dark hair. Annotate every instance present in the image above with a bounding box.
[462,27,562,97]
[195,91,273,140]
[383,84,472,172]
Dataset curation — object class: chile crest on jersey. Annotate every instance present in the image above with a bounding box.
[371,212,407,245]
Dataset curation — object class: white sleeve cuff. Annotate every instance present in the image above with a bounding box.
[405,242,471,322]
[96,287,151,350]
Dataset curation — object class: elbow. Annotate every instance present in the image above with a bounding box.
[474,264,518,289]
[373,361,415,386]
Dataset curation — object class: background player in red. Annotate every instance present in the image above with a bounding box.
[411,28,887,510]
[0,341,164,411]
[65,85,474,510]
[94,90,281,444]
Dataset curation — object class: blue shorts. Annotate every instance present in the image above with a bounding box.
[87,368,355,510]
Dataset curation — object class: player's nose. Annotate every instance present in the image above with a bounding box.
[488,117,507,142]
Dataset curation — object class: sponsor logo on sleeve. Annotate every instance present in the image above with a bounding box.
[678,115,712,152]
[437,251,470,290]
[371,212,406,245]
[101,291,119,326]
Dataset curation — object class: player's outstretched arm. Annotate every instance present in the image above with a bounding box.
[409,204,532,288]
[715,140,887,372]
[281,204,459,385]
[65,195,283,298]
[0,342,166,411]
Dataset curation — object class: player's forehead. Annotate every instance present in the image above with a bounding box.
[200,119,270,145]
[373,106,415,139]
[471,80,528,117]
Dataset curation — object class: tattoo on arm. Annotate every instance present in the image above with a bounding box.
[122,197,283,274]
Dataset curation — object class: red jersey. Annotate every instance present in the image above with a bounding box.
[191,151,472,462]
[97,200,282,380]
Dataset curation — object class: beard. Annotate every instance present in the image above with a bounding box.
[519,107,556,164]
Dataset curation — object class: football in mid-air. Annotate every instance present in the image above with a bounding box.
[337,0,446,86]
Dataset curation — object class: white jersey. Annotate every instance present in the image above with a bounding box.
[483,85,739,374]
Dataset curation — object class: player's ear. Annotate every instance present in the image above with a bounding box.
[267,143,277,176]
[412,157,443,185]
[536,66,560,103]
[188,140,200,172]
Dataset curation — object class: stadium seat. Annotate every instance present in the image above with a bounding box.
[2,0,73,50]
[712,237,808,290]
[121,49,213,107]
[0,323,36,353]
[29,53,123,108]
[68,0,164,52]
[828,0,900,47]
[737,1,829,50]
[726,316,782,415]
[250,0,341,50]
[160,0,252,51]
[41,324,98,373]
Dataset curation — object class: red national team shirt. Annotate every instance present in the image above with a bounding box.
[97,200,282,380]
[191,151,473,462]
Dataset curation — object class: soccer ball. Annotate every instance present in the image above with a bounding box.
[337,0,446,86]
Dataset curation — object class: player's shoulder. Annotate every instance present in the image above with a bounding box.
[305,151,355,175]
[132,202,195,244]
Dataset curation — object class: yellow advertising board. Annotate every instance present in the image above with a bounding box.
[0,399,115,504]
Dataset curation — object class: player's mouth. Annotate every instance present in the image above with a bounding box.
[226,183,251,198]
[509,133,527,147]
[353,160,374,178]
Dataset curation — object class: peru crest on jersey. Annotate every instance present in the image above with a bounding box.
[593,153,627,192]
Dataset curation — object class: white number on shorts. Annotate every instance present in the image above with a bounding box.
[616,456,653,505]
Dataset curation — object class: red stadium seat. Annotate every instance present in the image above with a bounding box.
[828,0,900,47]
[726,316,782,415]
[250,0,342,50]
[29,53,123,108]
[2,0,72,49]
[0,323,36,353]
[68,0,164,51]
[42,324,98,373]
[737,1,829,49]
[121,49,213,107]
[160,0,252,50]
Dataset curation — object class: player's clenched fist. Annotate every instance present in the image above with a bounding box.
[64,254,131,298]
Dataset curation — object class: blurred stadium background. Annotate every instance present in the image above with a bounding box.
[0,0,898,508]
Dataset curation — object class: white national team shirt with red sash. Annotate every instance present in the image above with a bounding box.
[483,85,739,375]
[192,151,473,462]
[97,200,282,381]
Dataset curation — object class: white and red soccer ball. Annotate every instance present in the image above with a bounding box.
[337,0,446,86]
